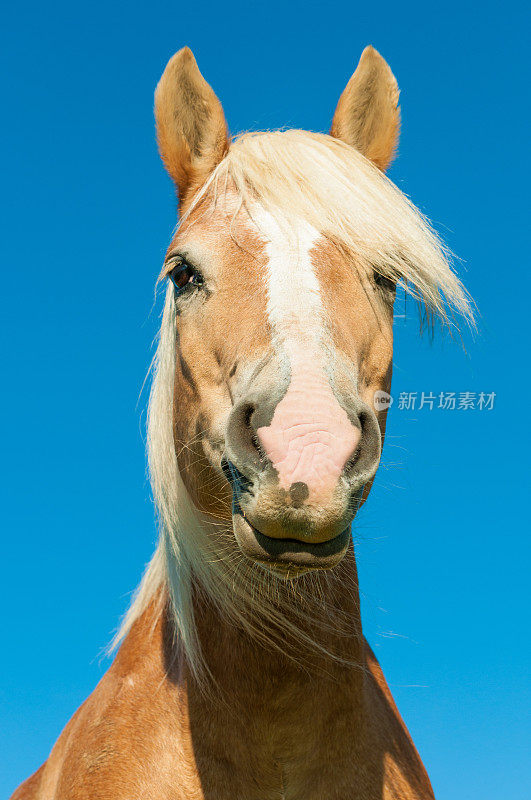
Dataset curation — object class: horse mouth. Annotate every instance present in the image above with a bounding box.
[232,510,351,576]
[221,457,351,576]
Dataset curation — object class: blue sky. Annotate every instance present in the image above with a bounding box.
[1,1,529,797]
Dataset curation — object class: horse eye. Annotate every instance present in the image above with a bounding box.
[167,259,204,294]
[373,271,396,294]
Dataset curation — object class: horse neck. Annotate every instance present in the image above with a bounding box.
[189,550,365,702]
[113,558,369,775]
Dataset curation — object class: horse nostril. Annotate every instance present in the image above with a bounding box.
[243,403,255,429]
[243,405,261,454]
[226,397,270,479]
[343,446,362,476]
[240,402,267,461]
[343,409,381,485]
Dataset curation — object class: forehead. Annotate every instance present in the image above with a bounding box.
[167,193,393,378]
[169,193,267,271]
[169,193,366,285]
[169,192,383,311]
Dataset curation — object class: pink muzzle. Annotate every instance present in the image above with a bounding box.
[256,352,361,504]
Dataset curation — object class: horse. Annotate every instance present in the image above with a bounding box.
[12,45,473,800]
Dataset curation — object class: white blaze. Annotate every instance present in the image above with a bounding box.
[252,208,360,502]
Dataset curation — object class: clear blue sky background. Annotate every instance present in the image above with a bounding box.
[1,1,529,797]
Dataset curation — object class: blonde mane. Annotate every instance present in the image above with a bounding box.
[113,130,474,677]
[189,130,474,325]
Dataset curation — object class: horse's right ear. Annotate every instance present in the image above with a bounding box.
[155,48,229,202]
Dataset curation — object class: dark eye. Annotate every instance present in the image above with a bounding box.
[167,258,204,295]
[373,271,396,295]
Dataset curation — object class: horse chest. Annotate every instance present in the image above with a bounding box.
[181,673,367,800]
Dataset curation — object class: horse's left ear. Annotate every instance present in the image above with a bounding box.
[331,46,400,172]
[155,47,229,202]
